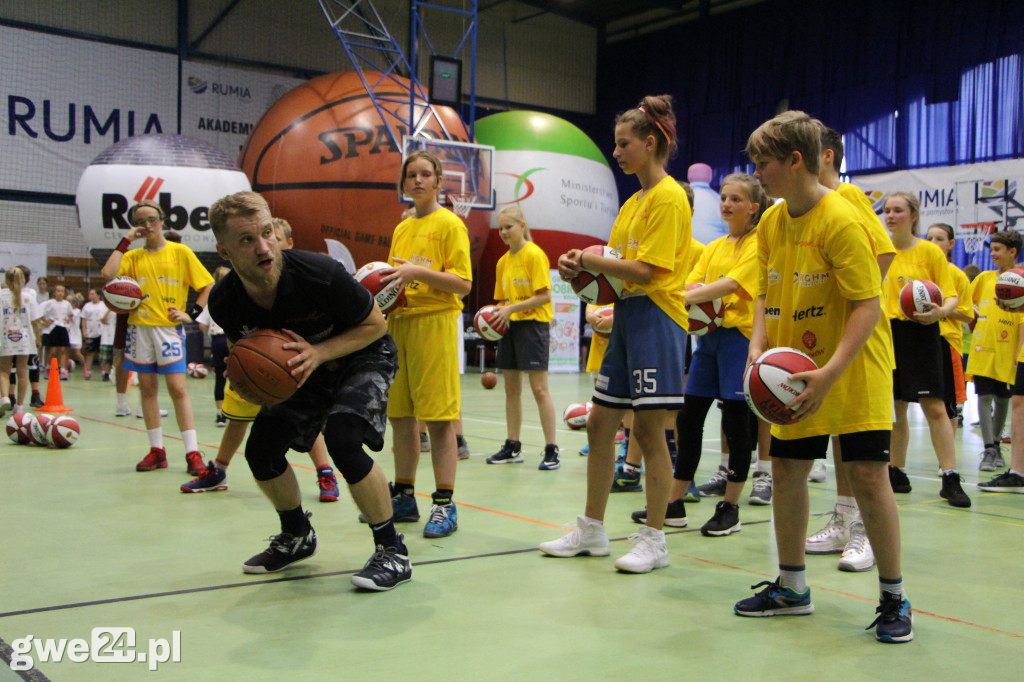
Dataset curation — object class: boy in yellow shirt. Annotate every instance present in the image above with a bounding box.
[733,111,912,643]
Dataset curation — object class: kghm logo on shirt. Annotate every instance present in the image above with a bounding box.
[793,271,831,287]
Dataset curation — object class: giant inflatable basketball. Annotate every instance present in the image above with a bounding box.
[238,71,490,269]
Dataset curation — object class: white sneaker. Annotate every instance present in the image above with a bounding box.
[805,506,847,554]
[539,515,610,558]
[0,397,11,418]
[613,525,669,573]
[808,461,827,482]
[837,520,875,572]
[136,408,170,418]
[115,405,131,417]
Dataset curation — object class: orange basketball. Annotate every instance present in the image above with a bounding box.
[239,71,490,270]
[226,330,301,406]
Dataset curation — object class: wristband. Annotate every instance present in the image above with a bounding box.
[116,238,131,254]
[579,250,587,270]
[188,303,204,320]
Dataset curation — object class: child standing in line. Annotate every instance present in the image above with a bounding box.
[485,206,560,470]
[1,268,42,415]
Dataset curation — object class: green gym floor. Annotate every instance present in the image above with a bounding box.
[1,371,1022,681]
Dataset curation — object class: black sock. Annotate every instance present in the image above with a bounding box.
[456,434,466,447]
[278,506,310,536]
[391,481,414,497]
[370,518,401,549]
[432,489,454,506]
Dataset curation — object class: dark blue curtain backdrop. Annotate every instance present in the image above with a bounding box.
[591,0,1024,198]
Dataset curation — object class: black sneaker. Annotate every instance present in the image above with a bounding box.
[216,413,226,427]
[538,445,560,471]
[940,471,971,508]
[630,499,688,528]
[30,394,44,409]
[243,525,318,574]
[978,470,1024,492]
[486,439,523,464]
[888,465,912,493]
[350,535,412,591]
[701,500,741,537]
[867,592,914,643]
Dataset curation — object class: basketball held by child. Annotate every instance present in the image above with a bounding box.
[474,306,508,341]
[101,276,144,312]
[6,413,36,445]
[593,307,614,339]
[571,246,624,305]
[481,371,498,389]
[563,402,592,430]
[743,348,818,425]
[898,279,943,321]
[995,268,1024,311]
[354,261,406,315]
[47,416,80,448]
[685,283,724,336]
[225,329,301,406]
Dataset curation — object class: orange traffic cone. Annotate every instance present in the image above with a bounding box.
[38,357,73,414]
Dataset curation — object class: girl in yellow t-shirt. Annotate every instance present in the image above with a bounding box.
[383,150,473,539]
[883,193,969,506]
[484,206,559,469]
[672,173,768,535]
[541,94,691,573]
[924,223,975,431]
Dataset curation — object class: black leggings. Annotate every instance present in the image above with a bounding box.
[246,411,375,485]
[211,335,228,402]
[674,396,753,483]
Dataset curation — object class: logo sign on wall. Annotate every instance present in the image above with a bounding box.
[549,271,581,374]
[76,135,251,259]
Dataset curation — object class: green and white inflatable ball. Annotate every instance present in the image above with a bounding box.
[475,111,618,277]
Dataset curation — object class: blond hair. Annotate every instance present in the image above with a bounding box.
[209,191,271,241]
[721,173,770,228]
[884,191,920,236]
[746,110,821,175]
[271,217,293,241]
[5,266,25,309]
[496,205,532,241]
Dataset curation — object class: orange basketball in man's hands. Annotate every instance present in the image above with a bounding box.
[226,330,301,406]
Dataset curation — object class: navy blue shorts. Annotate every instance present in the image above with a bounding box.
[686,326,749,401]
[593,296,686,411]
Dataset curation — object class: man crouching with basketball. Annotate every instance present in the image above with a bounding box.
[208,191,409,591]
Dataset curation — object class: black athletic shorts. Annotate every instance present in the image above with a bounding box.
[976,374,1013,399]
[497,320,550,371]
[892,319,946,403]
[770,429,891,463]
[44,327,69,348]
[84,337,101,353]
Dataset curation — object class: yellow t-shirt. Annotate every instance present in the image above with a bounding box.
[609,175,691,329]
[941,263,972,355]
[585,303,613,373]
[387,208,472,315]
[494,241,553,323]
[683,239,704,276]
[757,192,890,439]
[967,270,1019,384]
[883,239,957,321]
[686,231,757,339]
[118,242,214,327]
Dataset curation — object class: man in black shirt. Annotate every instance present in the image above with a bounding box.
[208,191,409,591]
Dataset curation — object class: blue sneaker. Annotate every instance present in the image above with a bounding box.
[685,481,701,503]
[610,464,642,492]
[360,483,419,523]
[423,502,458,538]
[734,578,814,617]
[317,466,339,502]
[180,461,228,493]
[868,593,914,643]
[578,443,589,456]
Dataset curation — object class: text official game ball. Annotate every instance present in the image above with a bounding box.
[354,261,406,314]
[593,307,614,339]
[7,413,36,445]
[995,268,1024,311]
[101,276,144,313]
[571,246,625,305]
[47,416,80,448]
[563,402,593,430]
[29,413,53,446]
[474,306,508,341]
[225,330,301,406]
[898,279,943,321]
[685,283,724,336]
[481,371,498,389]
[743,348,818,425]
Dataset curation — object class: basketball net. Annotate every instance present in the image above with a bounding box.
[956,223,993,254]
[449,193,474,219]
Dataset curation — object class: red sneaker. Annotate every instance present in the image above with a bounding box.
[185,451,205,476]
[136,447,168,471]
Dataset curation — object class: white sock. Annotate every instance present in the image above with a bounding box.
[581,515,603,527]
[182,429,198,453]
[836,495,858,517]
[117,393,128,409]
[720,453,730,469]
[880,578,906,599]
[148,428,163,449]
[779,567,807,593]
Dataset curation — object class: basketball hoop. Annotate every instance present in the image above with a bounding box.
[956,222,996,254]
[449,193,475,219]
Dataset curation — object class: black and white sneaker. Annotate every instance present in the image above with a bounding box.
[630,499,688,528]
[888,465,912,493]
[538,445,560,470]
[243,522,318,574]
[701,500,741,537]
[940,471,971,508]
[351,535,412,591]
[487,439,523,464]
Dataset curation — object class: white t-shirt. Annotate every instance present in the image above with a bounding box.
[68,308,83,346]
[40,299,73,333]
[82,301,107,338]
[100,310,117,346]
[195,306,224,337]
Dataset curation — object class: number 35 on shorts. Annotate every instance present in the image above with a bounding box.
[633,368,658,394]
